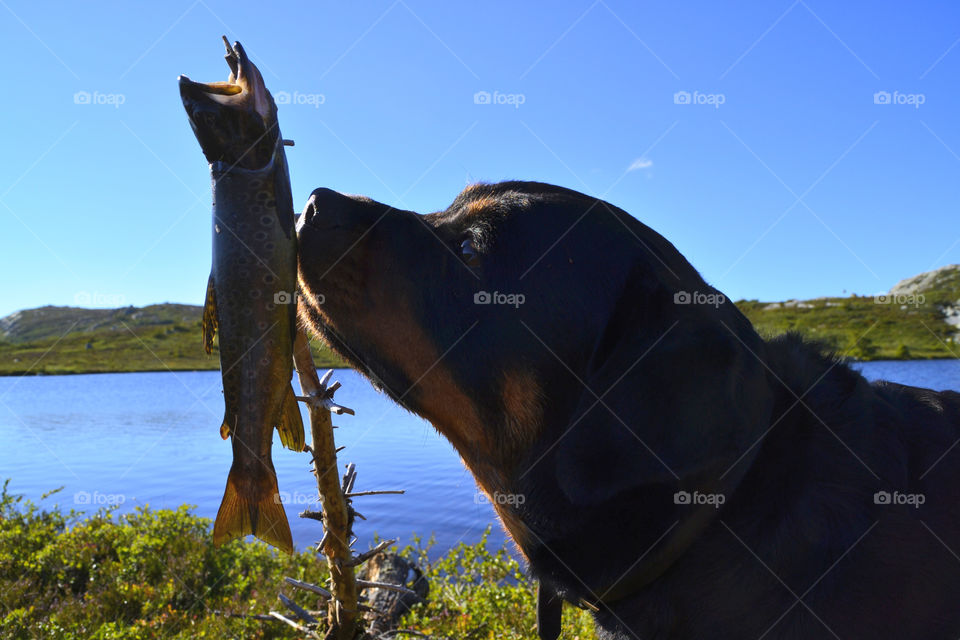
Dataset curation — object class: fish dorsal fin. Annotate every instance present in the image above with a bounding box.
[202,273,219,355]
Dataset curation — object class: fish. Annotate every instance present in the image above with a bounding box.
[178,37,304,553]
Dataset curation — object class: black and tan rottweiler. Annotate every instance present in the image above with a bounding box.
[296,181,960,639]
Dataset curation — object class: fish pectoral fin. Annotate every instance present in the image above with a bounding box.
[202,273,218,355]
[219,417,231,440]
[213,465,293,554]
[276,385,306,452]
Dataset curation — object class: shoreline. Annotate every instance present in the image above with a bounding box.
[0,364,353,377]
[0,358,957,378]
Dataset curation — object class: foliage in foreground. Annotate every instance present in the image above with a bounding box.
[403,532,596,639]
[0,482,596,639]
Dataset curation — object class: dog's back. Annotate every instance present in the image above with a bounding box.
[599,336,960,639]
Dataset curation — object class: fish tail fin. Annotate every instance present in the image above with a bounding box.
[276,385,305,452]
[212,465,293,554]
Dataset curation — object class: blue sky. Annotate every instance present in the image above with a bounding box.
[2,1,959,317]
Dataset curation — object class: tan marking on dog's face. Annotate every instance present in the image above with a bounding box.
[301,269,517,491]
[500,369,544,457]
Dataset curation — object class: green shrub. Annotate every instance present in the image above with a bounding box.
[0,482,598,639]
[0,480,328,639]
[398,531,596,639]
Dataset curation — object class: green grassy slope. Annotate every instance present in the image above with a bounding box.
[0,304,345,375]
[1,264,958,374]
[736,265,960,360]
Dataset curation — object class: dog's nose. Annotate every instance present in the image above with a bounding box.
[301,187,341,227]
[300,187,382,231]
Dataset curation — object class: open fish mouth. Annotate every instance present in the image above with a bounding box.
[179,37,278,168]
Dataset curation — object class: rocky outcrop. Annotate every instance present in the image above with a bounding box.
[889,264,960,296]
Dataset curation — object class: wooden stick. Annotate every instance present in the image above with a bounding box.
[355,579,418,597]
[292,326,361,640]
[344,490,406,498]
[278,592,319,624]
[268,611,321,638]
[284,576,332,600]
[349,539,396,567]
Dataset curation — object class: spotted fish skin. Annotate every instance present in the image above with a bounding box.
[204,139,303,554]
[180,38,303,553]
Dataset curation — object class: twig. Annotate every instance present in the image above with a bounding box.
[342,463,357,494]
[268,610,322,638]
[356,579,418,597]
[295,394,356,415]
[279,592,319,624]
[349,539,396,567]
[285,576,332,600]
[345,490,406,498]
[215,611,277,621]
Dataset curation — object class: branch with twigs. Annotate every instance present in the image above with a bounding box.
[283,326,417,639]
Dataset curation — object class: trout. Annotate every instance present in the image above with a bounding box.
[179,38,303,553]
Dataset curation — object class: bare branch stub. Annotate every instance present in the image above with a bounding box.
[285,576,333,600]
[279,592,320,624]
[269,610,322,639]
[349,539,396,568]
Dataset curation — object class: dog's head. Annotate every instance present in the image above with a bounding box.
[297,181,773,583]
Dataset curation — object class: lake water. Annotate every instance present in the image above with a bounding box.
[1,360,958,553]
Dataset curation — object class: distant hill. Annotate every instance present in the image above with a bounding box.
[0,304,202,343]
[0,303,345,376]
[738,265,960,360]
[1,265,958,375]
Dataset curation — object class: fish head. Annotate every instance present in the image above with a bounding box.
[179,37,279,169]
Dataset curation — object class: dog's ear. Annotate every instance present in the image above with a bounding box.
[554,266,773,505]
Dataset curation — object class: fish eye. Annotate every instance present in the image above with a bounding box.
[460,237,481,267]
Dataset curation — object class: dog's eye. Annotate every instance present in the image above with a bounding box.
[460,238,481,267]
